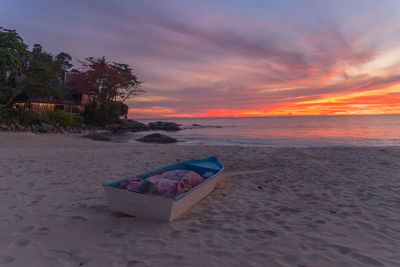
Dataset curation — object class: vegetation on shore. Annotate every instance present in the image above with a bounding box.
[0,108,82,127]
[0,27,143,127]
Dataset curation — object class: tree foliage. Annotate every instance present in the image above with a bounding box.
[75,57,143,110]
[54,52,73,79]
[0,28,28,82]
[0,27,29,107]
[22,44,73,100]
[83,102,129,126]
[0,28,73,107]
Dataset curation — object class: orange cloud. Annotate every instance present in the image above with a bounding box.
[129,106,176,115]
[161,113,193,118]
[197,83,400,117]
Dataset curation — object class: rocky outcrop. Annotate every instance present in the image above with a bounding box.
[31,124,40,133]
[0,123,9,131]
[39,122,56,133]
[136,133,178,144]
[148,121,180,131]
[16,125,27,131]
[125,119,148,131]
[105,120,149,133]
[8,123,16,131]
[103,120,180,133]
[105,124,127,134]
[0,122,84,134]
[0,119,181,136]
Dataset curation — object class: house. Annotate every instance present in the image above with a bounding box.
[28,98,84,114]
[19,72,91,114]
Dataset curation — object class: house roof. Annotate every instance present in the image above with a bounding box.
[64,72,81,85]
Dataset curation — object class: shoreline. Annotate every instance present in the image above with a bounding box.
[1,132,399,266]
[3,131,400,149]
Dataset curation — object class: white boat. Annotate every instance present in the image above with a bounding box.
[103,157,224,221]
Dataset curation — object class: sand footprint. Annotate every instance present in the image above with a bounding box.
[36,227,50,237]
[104,229,126,239]
[46,249,76,262]
[246,229,278,239]
[14,213,23,221]
[0,255,14,264]
[22,225,34,233]
[15,239,30,247]
[127,260,148,267]
[68,216,88,224]
[169,230,182,238]
[29,195,44,205]
[7,205,17,211]
[350,252,385,266]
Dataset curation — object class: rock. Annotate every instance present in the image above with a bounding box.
[124,119,148,131]
[39,122,56,133]
[39,123,46,133]
[82,134,111,141]
[192,124,201,127]
[147,121,181,131]
[31,124,40,132]
[105,124,127,134]
[16,125,26,132]
[9,123,16,131]
[0,123,9,131]
[136,133,177,144]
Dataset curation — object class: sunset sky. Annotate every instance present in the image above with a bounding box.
[2,0,400,118]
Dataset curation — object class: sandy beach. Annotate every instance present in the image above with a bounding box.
[0,132,399,266]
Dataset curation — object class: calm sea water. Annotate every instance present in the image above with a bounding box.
[116,115,400,147]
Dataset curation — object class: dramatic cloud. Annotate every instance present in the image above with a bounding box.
[2,0,400,118]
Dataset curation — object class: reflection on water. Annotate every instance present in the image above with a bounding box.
[128,115,400,147]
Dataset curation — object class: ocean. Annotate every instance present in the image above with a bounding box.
[116,115,400,147]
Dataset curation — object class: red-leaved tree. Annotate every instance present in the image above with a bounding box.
[74,57,143,111]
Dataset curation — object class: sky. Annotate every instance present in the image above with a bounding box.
[2,0,400,118]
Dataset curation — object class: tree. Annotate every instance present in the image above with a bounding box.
[22,44,73,100]
[54,52,72,81]
[76,57,143,111]
[0,27,29,107]
[22,44,59,98]
[73,57,142,125]
[0,28,74,107]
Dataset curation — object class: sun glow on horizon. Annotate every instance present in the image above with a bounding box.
[129,80,400,118]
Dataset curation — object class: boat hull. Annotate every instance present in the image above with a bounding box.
[103,157,224,221]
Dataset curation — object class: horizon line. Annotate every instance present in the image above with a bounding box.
[132,113,400,120]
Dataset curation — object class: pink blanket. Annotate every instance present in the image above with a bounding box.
[118,170,205,199]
